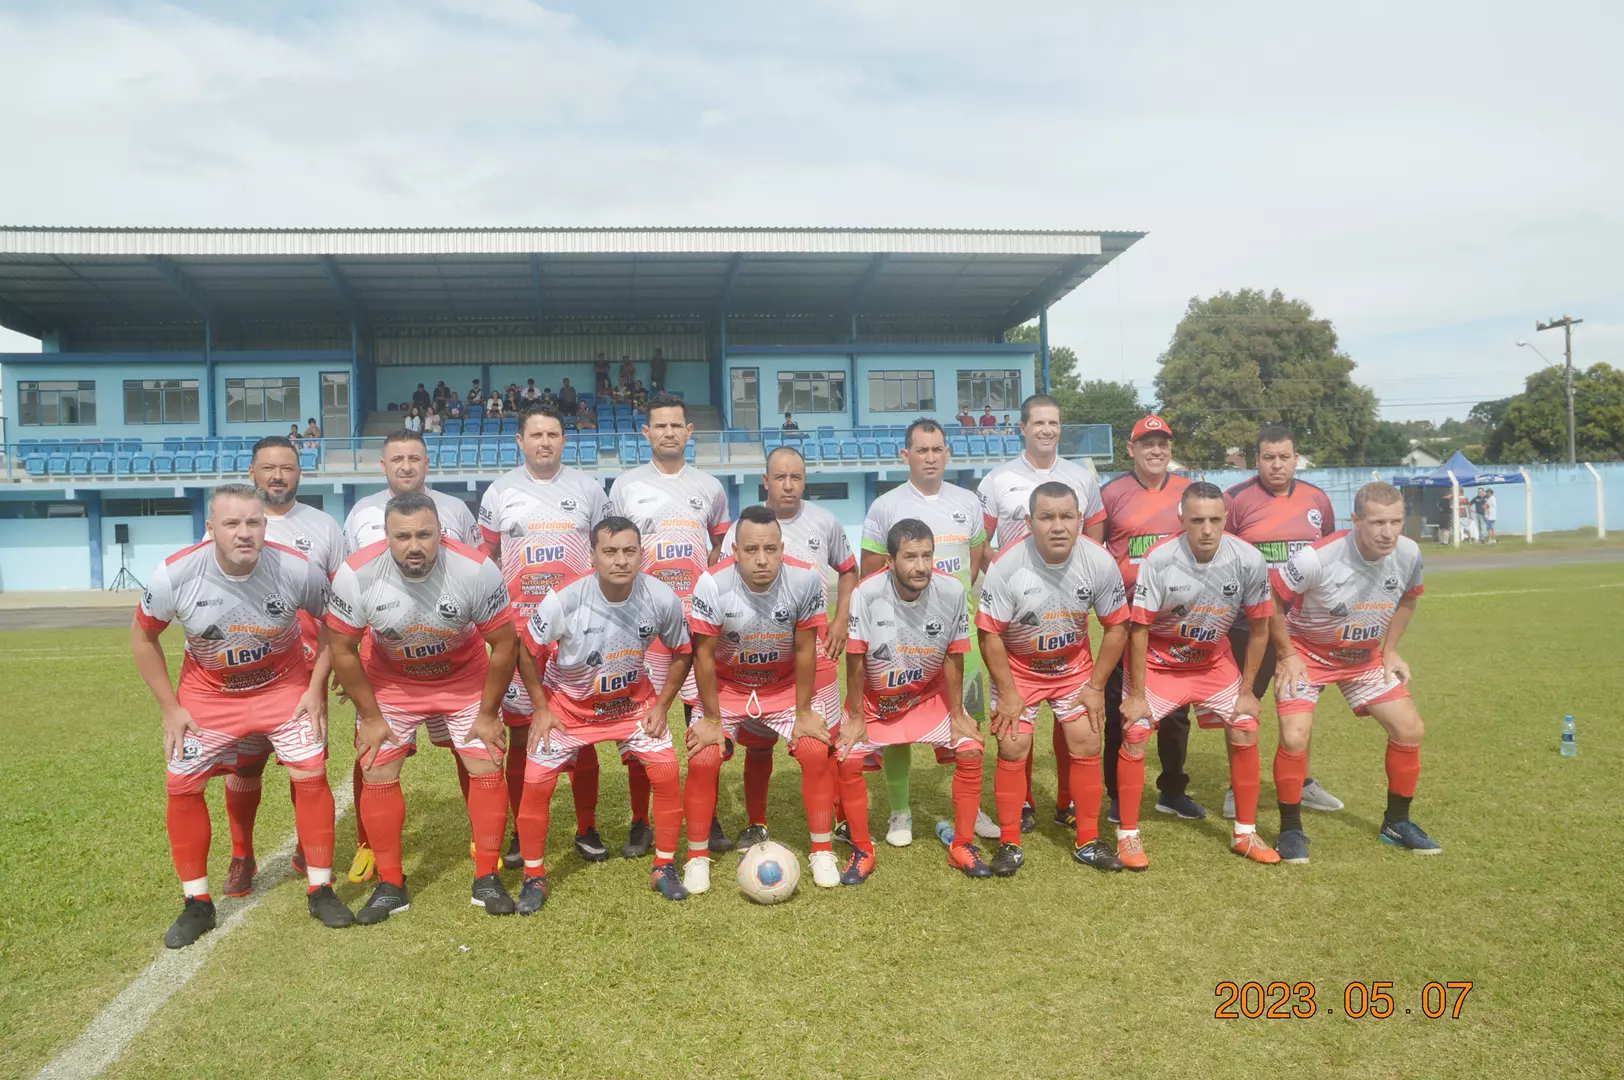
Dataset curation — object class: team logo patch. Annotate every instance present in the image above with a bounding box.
[586,650,604,666]
[638,621,655,640]
[1171,604,1190,618]
[725,631,742,644]
[437,595,462,622]
[1018,611,1040,627]
[807,535,822,550]
[1330,603,1350,618]
[1384,575,1401,592]
[508,522,525,539]
[199,624,227,642]
[1307,508,1323,530]
[504,684,520,702]
[688,495,706,511]
[772,606,791,624]
[1074,584,1092,604]
[1221,581,1239,599]
[872,643,893,663]
[293,535,313,553]
[379,626,405,642]
[559,497,578,513]
[951,510,969,525]
[263,594,294,620]
[924,618,944,637]
[180,735,203,763]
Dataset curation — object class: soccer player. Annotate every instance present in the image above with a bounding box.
[684,505,840,892]
[131,484,353,948]
[1117,482,1280,869]
[343,428,481,552]
[717,445,857,850]
[977,393,1107,834]
[1269,481,1441,863]
[977,482,1129,876]
[478,404,609,867]
[607,396,730,856]
[837,518,989,883]
[512,516,695,910]
[1222,424,1343,818]
[858,419,990,848]
[1099,415,1203,823]
[326,492,519,922]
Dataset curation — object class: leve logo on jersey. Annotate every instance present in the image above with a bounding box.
[1340,624,1384,643]
[223,642,273,666]
[738,647,783,666]
[654,540,695,561]
[596,667,644,695]
[524,544,566,565]
[936,556,962,574]
[885,667,924,688]
[1176,623,1222,642]
[403,640,450,658]
[1035,629,1078,652]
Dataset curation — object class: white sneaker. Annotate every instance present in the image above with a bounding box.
[885,811,914,847]
[1301,778,1345,812]
[808,850,840,888]
[1222,788,1236,820]
[682,856,711,895]
[974,808,1001,839]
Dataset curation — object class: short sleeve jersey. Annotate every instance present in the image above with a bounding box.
[860,482,985,590]
[720,502,856,582]
[608,464,730,607]
[977,454,1106,550]
[975,536,1129,692]
[522,573,691,725]
[1100,471,1191,594]
[1272,531,1424,672]
[344,488,481,554]
[136,540,327,697]
[1130,534,1273,670]
[689,557,828,710]
[1223,478,1336,568]
[325,538,513,711]
[263,501,346,580]
[847,570,970,722]
[478,464,608,619]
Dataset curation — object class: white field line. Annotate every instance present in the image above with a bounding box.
[33,784,355,1080]
[1429,581,1624,600]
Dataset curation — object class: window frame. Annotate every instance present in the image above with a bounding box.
[865,370,936,414]
[122,378,200,426]
[17,380,97,427]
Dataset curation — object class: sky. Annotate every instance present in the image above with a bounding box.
[0,0,1619,422]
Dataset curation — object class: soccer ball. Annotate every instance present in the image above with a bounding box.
[736,840,801,904]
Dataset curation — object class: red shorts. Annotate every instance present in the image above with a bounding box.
[524,715,676,779]
[1276,658,1408,717]
[852,691,983,755]
[167,680,325,795]
[988,676,1097,735]
[1121,655,1251,744]
[362,699,495,767]
[692,677,840,759]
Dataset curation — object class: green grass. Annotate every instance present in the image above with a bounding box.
[4,564,1623,1079]
[1422,527,1623,558]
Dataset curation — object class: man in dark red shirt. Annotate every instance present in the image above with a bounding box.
[1098,416,1203,821]
[979,409,997,428]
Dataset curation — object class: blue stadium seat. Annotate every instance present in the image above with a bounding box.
[25,454,47,476]
[840,440,860,461]
[90,453,113,475]
[17,440,39,457]
[1003,435,1023,456]
[949,436,970,457]
[131,453,153,474]
[560,443,578,466]
[236,452,255,472]
[152,453,174,474]
[858,439,879,460]
[638,444,652,464]
[181,438,204,452]
[444,419,463,436]
[436,449,457,470]
[817,426,835,440]
[113,454,134,476]
[618,442,638,466]
[220,437,243,452]
[173,453,196,474]
[578,442,598,466]
[499,444,519,468]
[878,438,900,459]
[819,439,840,460]
[49,454,72,475]
[479,442,499,468]
[466,404,483,418]
[967,435,987,458]
[162,437,182,452]
[501,418,518,434]
[684,443,696,464]
[458,446,478,470]
[59,438,82,450]
[800,442,820,464]
[299,450,317,469]
[195,452,217,473]
[121,439,143,454]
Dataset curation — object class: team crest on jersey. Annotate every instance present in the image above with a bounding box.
[293,535,313,553]
[1384,575,1401,592]
[504,684,520,702]
[1330,603,1350,618]
[180,735,203,762]
[924,618,944,637]
[199,624,227,642]
[849,614,860,633]
[637,621,655,640]
[772,606,791,624]
[437,595,462,622]
[1221,581,1239,598]
[807,534,822,551]
[1074,584,1092,604]
[688,495,706,511]
[950,510,969,525]
[263,593,294,620]
[1307,508,1324,531]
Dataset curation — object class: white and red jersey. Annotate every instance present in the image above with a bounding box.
[977,454,1106,550]
[343,487,481,555]
[1273,531,1424,674]
[608,463,730,609]
[847,569,970,722]
[521,573,691,725]
[689,557,828,712]
[263,501,346,579]
[720,502,855,585]
[975,535,1128,694]
[137,539,327,698]
[325,538,512,712]
[477,464,608,620]
[1131,533,1272,671]
[860,481,984,590]
[1223,477,1336,568]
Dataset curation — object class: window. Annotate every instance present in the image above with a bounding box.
[957,370,1021,412]
[756,482,850,502]
[776,371,846,415]
[18,381,96,426]
[867,370,936,413]
[104,498,211,517]
[226,377,301,424]
[123,379,200,425]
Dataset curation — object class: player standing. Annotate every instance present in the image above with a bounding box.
[976,393,1107,833]
[512,517,695,910]
[478,404,609,867]
[837,519,989,883]
[1269,482,1441,863]
[1117,483,1280,869]
[131,484,353,948]
[977,482,1129,876]
[326,492,519,921]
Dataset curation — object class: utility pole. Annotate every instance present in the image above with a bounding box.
[1536,314,1582,464]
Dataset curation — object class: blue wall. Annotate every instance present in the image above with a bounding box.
[375,360,711,412]
[0,518,94,591]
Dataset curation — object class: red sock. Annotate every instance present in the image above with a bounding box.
[453,754,471,802]
[518,770,561,871]
[1053,720,1073,812]
[837,753,872,851]
[466,771,507,878]
[1273,746,1308,805]
[351,760,369,847]
[952,751,984,849]
[504,723,529,828]
[1227,742,1261,828]
[627,757,651,824]
[1071,754,1103,845]
[1024,743,1036,807]
[1117,749,1146,831]
[290,774,336,878]
[682,745,722,861]
[793,738,835,852]
[994,756,1026,844]
[223,774,262,859]
[1385,741,1421,797]
[644,759,684,868]
[571,746,600,833]
[166,791,212,883]
[361,780,406,887]
[744,748,773,826]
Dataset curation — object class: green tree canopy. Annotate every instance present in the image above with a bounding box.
[1484,363,1624,462]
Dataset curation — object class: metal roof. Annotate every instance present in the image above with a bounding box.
[0,226,1144,340]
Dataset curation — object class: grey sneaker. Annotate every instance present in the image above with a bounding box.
[1301,778,1346,812]
[1222,788,1236,820]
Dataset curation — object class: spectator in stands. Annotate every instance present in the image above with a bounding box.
[404,406,423,434]
[412,383,432,413]
[782,411,799,432]
[448,394,464,420]
[524,378,539,402]
[577,404,597,431]
[957,407,977,429]
[467,378,483,404]
[432,381,450,409]
[979,406,997,428]
[594,352,611,395]
[650,348,667,392]
[424,406,442,434]
[487,391,505,418]
[619,355,636,390]
[506,385,522,413]
[288,424,305,449]
[303,418,322,442]
[632,380,649,405]
[541,386,557,406]
[558,377,578,415]
[1000,413,1014,434]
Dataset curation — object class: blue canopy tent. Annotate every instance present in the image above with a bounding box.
[1392,451,1524,544]
[1391,450,1525,488]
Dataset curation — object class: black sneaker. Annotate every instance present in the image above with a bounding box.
[574,827,609,862]
[1053,804,1077,829]
[1107,797,1120,824]
[708,817,734,853]
[307,885,355,928]
[621,820,652,859]
[517,874,550,915]
[1019,804,1037,833]
[356,880,410,925]
[839,847,876,886]
[502,833,523,870]
[1072,837,1124,872]
[990,842,1025,877]
[832,820,852,845]
[650,863,689,901]
[1379,819,1443,855]
[734,823,770,851]
[948,843,994,879]
[471,873,516,915]
[163,896,216,949]
[1277,828,1310,865]
[1154,792,1208,820]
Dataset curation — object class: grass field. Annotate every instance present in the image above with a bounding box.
[3,561,1622,1079]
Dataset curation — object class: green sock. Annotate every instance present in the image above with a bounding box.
[882,745,912,816]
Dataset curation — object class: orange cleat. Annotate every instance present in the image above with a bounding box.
[1231,831,1281,864]
[1116,833,1150,871]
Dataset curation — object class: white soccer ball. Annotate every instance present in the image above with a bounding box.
[736,840,801,904]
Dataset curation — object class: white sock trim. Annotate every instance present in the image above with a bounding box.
[306,867,333,887]
[1233,823,1256,836]
[687,841,710,853]
[809,831,833,843]
[655,849,675,860]
[182,876,209,897]
[523,859,544,870]
[1116,828,1139,839]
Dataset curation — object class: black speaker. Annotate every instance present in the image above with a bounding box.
[115,523,131,545]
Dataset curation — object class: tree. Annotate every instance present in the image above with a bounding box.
[1152,289,1378,467]
[1365,421,1411,465]
[1484,363,1624,462]
[1008,323,1142,463]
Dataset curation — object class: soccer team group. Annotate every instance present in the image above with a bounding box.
[132,395,1443,948]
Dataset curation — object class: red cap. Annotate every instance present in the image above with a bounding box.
[1131,415,1173,441]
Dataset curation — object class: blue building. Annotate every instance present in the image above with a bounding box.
[0,226,1139,591]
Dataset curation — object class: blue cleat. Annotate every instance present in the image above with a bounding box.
[650,863,690,901]
[839,847,875,886]
[1277,829,1310,864]
[1380,819,1443,855]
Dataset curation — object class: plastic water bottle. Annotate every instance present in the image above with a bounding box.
[935,820,955,846]
[1561,715,1577,757]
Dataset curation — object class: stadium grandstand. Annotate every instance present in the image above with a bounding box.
[0,226,1137,591]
